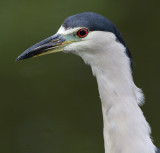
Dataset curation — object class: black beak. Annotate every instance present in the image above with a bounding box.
[16,34,66,60]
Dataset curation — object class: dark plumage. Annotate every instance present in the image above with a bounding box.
[63,12,133,70]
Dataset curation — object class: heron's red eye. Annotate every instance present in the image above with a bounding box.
[77,28,88,38]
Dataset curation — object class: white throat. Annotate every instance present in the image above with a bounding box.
[75,32,156,153]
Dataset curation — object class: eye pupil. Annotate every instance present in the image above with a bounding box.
[77,28,88,38]
[80,30,86,36]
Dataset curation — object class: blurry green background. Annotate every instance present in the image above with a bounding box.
[0,0,160,153]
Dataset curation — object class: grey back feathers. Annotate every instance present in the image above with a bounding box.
[63,12,133,70]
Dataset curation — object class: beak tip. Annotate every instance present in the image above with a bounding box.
[16,53,28,61]
[16,55,23,61]
[16,57,21,61]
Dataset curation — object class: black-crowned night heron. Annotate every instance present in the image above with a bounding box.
[17,12,159,153]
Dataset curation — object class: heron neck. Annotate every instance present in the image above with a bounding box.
[94,65,155,153]
[78,39,156,153]
[92,56,156,153]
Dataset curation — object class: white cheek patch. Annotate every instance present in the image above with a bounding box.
[57,26,80,35]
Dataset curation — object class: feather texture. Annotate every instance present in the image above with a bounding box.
[64,31,156,153]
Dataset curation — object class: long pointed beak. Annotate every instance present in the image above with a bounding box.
[16,34,66,60]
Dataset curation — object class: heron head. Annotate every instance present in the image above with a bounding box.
[16,12,132,69]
